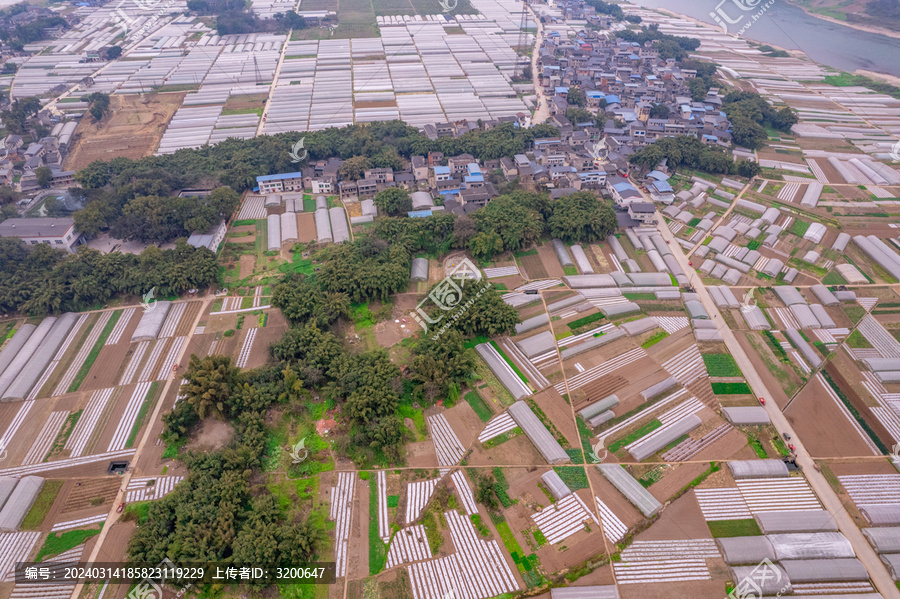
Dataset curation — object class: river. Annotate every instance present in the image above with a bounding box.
[627,0,900,78]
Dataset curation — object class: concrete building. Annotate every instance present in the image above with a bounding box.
[0,217,85,252]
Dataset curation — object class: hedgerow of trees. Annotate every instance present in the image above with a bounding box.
[722,91,798,149]
[618,25,701,61]
[0,239,218,316]
[73,185,240,242]
[74,121,560,194]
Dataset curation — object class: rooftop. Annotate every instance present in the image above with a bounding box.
[0,217,76,238]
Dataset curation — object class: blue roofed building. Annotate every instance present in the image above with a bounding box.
[256,171,304,193]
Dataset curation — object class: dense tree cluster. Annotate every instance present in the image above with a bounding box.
[186,0,307,34]
[270,324,407,461]
[314,238,411,303]
[583,0,626,20]
[0,9,68,50]
[0,239,218,316]
[722,91,797,149]
[74,121,560,194]
[141,362,323,575]
[373,187,412,216]
[86,92,111,122]
[630,135,744,175]
[74,185,240,242]
[618,25,701,60]
[0,97,40,135]
[271,274,350,328]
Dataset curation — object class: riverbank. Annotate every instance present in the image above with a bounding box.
[783,0,900,42]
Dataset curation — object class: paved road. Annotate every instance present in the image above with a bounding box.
[527,6,550,126]
[652,203,899,598]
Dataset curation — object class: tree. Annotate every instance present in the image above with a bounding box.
[272,274,349,328]
[649,104,670,119]
[34,166,53,189]
[729,114,767,150]
[408,330,475,402]
[338,156,372,181]
[180,354,241,420]
[566,87,586,107]
[373,187,412,216]
[87,92,111,122]
[548,192,617,243]
[105,45,122,59]
[737,159,762,179]
[565,107,594,125]
[771,106,798,131]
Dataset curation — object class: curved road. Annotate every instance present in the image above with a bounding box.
[527,5,550,125]
[649,190,899,598]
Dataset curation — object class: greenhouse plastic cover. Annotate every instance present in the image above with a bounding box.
[722,406,770,425]
[552,238,573,267]
[607,235,627,261]
[0,324,35,383]
[804,222,827,244]
[811,284,840,306]
[610,271,632,287]
[3,312,79,401]
[773,286,807,306]
[756,510,838,533]
[728,459,789,479]
[515,313,549,335]
[131,302,172,343]
[769,532,854,560]
[0,478,17,512]
[836,263,869,285]
[0,476,44,532]
[563,274,617,288]
[559,329,626,360]
[722,268,742,286]
[621,317,659,336]
[508,401,569,464]
[860,504,900,526]
[718,536,775,565]
[474,343,530,401]
[695,329,723,342]
[579,395,619,421]
[596,464,661,517]
[640,377,677,401]
[570,245,594,274]
[832,232,851,253]
[834,289,857,302]
[629,414,701,462]
[783,268,799,283]
[547,294,587,313]
[876,372,900,383]
[267,213,282,250]
[314,209,332,243]
[717,286,741,308]
[411,258,428,281]
[715,254,751,274]
[780,558,868,583]
[810,304,837,328]
[762,258,784,277]
[329,207,350,244]
[540,470,572,500]
[516,331,556,358]
[600,302,640,317]
[790,304,821,329]
[785,329,822,368]
[862,527,900,553]
[0,318,55,397]
[624,258,641,272]
[549,586,618,599]
[685,300,709,320]
[712,225,737,241]
[280,212,298,242]
[741,305,770,330]
[586,410,615,428]
[730,564,791,595]
[628,272,673,287]
[863,358,900,372]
